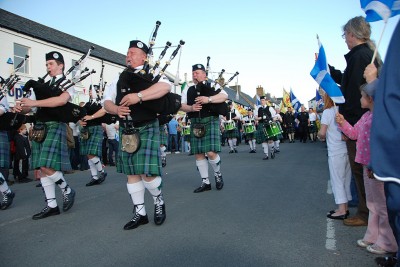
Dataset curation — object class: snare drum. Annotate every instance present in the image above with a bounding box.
[263,122,283,139]
[224,120,236,131]
[182,126,190,136]
[243,123,255,134]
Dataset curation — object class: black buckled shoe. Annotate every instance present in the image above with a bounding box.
[263,156,269,160]
[32,206,60,220]
[97,172,107,184]
[375,255,397,267]
[86,177,99,186]
[154,203,166,225]
[229,150,234,154]
[123,213,149,230]
[215,172,224,190]
[1,191,15,210]
[63,188,75,212]
[193,183,211,193]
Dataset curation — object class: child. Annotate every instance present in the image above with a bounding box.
[318,93,352,220]
[336,81,397,255]
[14,124,32,183]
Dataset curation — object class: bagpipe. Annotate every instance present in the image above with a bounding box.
[118,21,184,116]
[0,112,35,131]
[21,47,97,123]
[0,55,29,101]
[195,64,240,117]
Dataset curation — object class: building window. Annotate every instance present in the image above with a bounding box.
[13,43,30,74]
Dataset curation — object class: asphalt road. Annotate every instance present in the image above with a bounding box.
[0,140,380,267]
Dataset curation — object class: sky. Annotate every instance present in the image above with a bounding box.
[1,0,399,107]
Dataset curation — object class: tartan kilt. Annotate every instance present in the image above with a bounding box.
[159,125,168,146]
[117,119,161,176]
[256,122,276,144]
[225,128,239,139]
[0,131,10,168]
[31,122,72,171]
[80,125,103,157]
[190,116,221,154]
[244,132,256,140]
[286,123,295,134]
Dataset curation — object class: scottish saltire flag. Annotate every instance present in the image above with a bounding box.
[316,88,324,110]
[256,95,261,106]
[310,38,345,104]
[290,89,301,111]
[361,0,400,22]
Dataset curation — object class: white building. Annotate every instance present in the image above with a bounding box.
[0,8,178,106]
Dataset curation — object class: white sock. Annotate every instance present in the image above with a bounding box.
[274,140,280,150]
[88,160,98,179]
[208,155,221,173]
[196,159,210,184]
[89,157,103,172]
[228,139,233,150]
[0,174,11,194]
[233,138,237,148]
[41,176,57,208]
[127,181,146,215]
[249,142,253,150]
[48,171,71,194]
[262,143,268,155]
[160,146,167,157]
[252,140,256,150]
[268,143,274,154]
[143,177,164,205]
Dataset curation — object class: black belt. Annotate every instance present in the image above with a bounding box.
[126,119,157,128]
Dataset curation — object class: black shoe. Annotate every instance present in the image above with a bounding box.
[229,150,234,154]
[328,210,350,216]
[86,177,99,186]
[154,203,166,225]
[97,172,107,184]
[123,213,149,230]
[214,172,224,190]
[193,183,211,193]
[63,189,75,212]
[274,149,280,153]
[35,183,42,188]
[161,156,166,167]
[327,213,348,220]
[250,150,256,153]
[234,149,238,153]
[263,156,269,160]
[375,256,397,267]
[1,191,15,210]
[19,177,33,183]
[32,206,60,220]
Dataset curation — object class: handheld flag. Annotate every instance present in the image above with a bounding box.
[360,0,400,22]
[316,88,324,110]
[282,88,292,108]
[290,89,301,111]
[310,36,345,104]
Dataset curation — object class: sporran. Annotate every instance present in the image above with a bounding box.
[80,127,90,140]
[121,127,141,153]
[192,123,206,138]
[29,122,47,143]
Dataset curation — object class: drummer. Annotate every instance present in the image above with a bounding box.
[242,108,257,153]
[256,96,275,160]
[225,101,241,153]
[273,107,283,153]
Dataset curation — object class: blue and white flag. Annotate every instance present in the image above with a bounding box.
[316,88,324,110]
[310,37,345,104]
[360,0,400,22]
[289,89,301,112]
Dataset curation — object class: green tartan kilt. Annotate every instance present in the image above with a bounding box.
[159,125,168,146]
[190,116,221,154]
[31,122,72,171]
[225,128,239,139]
[0,131,10,168]
[117,119,161,176]
[80,125,103,157]
[244,132,256,140]
[256,123,277,144]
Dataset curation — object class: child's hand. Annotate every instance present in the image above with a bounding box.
[335,113,345,125]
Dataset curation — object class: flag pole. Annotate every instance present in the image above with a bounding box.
[371,21,388,64]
